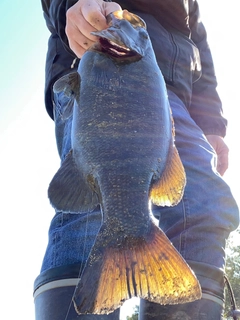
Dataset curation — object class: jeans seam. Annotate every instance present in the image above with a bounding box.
[52,213,64,267]
[179,195,188,256]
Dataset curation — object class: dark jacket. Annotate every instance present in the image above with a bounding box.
[41,0,227,137]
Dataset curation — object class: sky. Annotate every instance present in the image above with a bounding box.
[0,1,239,319]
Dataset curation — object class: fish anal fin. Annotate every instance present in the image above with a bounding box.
[150,146,186,207]
[73,222,201,315]
[48,150,99,213]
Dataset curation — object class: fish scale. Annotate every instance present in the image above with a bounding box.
[100,177,150,235]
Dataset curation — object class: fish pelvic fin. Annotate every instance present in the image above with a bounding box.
[73,222,201,315]
[48,150,99,213]
[150,146,186,207]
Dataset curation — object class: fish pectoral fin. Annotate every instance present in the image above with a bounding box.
[48,150,99,213]
[73,222,201,315]
[62,98,74,120]
[53,72,80,97]
[53,72,81,120]
[150,146,186,206]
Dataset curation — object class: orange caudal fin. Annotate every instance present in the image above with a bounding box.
[73,221,201,315]
[150,145,186,207]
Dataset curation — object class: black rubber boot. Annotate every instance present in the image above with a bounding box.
[34,264,120,320]
[34,285,120,320]
[139,298,224,320]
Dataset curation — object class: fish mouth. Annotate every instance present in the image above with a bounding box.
[94,35,138,59]
[91,10,147,60]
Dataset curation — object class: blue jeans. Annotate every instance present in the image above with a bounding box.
[34,90,239,310]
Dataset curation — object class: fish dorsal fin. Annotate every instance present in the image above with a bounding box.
[150,145,186,206]
[48,150,99,213]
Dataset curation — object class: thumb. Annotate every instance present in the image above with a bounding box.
[82,0,121,30]
[206,135,229,176]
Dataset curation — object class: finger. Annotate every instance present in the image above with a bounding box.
[66,6,98,43]
[103,1,122,17]
[217,153,229,176]
[66,22,95,49]
[82,6,107,31]
[68,37,93,58]
[83,1,122,30]
[66,13,97,56]
[66,24,94,57]
[66,0,122,57]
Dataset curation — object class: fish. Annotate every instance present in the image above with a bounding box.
[49,10,202,315]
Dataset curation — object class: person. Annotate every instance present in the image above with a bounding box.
[34,0,239,319]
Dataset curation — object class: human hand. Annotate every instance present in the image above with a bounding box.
[66,0,121,58]
[206,135,229,176]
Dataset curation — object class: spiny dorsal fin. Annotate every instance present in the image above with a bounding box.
[150,146,186,206]
[73,221,201,314]
[48,150,99,213]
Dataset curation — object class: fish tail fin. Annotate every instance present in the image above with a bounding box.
[73,221,201,315]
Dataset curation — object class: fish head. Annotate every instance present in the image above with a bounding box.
[91,10,149,61]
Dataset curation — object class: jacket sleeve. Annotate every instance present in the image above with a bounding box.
[188,0,227,137]
[41,0,78,55]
